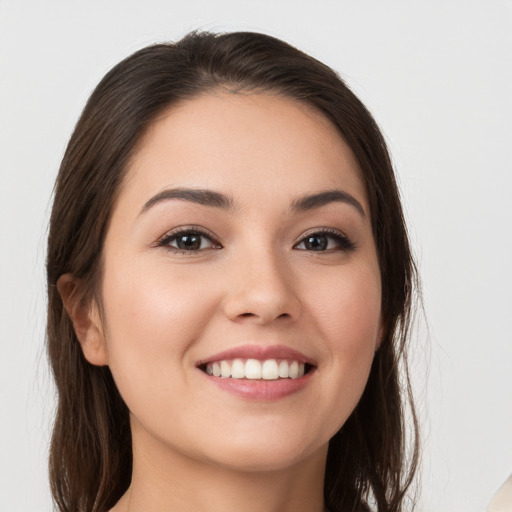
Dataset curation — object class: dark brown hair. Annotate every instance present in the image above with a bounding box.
[47,31,419,512]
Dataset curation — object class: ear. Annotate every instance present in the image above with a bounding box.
[57,274,109,366]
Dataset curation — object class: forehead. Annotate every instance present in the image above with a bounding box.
[122,92,368,214]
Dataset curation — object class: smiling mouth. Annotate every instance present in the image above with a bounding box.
[199,358,314,380]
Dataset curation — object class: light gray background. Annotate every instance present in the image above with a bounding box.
[1,1,511,511]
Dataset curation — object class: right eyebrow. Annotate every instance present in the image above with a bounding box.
[139,187,236,216]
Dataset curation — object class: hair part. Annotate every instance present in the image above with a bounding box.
[47,30,419,512]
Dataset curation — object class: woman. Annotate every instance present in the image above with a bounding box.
[46,31,419,512]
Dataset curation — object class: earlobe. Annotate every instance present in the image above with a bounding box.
[57,274,109,366]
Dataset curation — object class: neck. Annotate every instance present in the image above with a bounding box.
[112,424,328,512]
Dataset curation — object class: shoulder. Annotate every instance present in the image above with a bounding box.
[487,474,512,512]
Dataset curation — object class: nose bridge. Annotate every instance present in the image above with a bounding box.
[223,241,301,323]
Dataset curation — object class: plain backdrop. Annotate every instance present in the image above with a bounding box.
[0,1,511,511]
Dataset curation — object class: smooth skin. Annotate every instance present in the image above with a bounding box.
[59,92,382,512]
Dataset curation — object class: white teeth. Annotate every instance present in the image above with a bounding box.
[231,359,245,378]
[262,359,279,380]
[220,360,231,378]
[245,359,262,379]
[289,361,299,379]
[278,360,289,378]
[204,358,307,380]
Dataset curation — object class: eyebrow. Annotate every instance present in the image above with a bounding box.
[140,187,365,218]
[140,187,235,215]
[290,189,366,217]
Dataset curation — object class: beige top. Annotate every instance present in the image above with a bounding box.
[487,475,512,512]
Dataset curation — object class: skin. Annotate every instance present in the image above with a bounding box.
[60,92,382,512]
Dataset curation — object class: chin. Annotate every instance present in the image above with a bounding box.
[196,433,328,474]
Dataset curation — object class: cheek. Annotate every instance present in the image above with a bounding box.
[102,261,212,345]
[305,262,381,399]
[98,260,226,437]
[99,261,219,391]
[309,264,381,349]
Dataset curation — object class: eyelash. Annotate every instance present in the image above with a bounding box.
[157,226,356,254]
[296,228,356,252]
[157,226,220,254]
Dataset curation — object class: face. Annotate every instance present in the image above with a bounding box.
[89,92,381,472]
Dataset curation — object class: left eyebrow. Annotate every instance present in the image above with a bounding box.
[290,189,366,218]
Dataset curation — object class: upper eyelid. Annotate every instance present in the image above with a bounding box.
[157,225,219,244]
[294,227,352,244]
[297,227,348,238]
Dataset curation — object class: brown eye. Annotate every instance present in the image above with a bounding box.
[174,233,203,250]
[302,235,328,251]
[159,229,220,253]
[295,230,356,252]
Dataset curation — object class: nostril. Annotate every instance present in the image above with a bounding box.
[238,312,290,320]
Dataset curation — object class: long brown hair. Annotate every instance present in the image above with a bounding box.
[47,31,419,512]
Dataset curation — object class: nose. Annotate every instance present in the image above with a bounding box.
[222,247,302,325]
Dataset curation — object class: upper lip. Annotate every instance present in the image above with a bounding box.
[196,344,316,367]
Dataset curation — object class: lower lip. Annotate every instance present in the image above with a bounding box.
[200,370,314,401]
